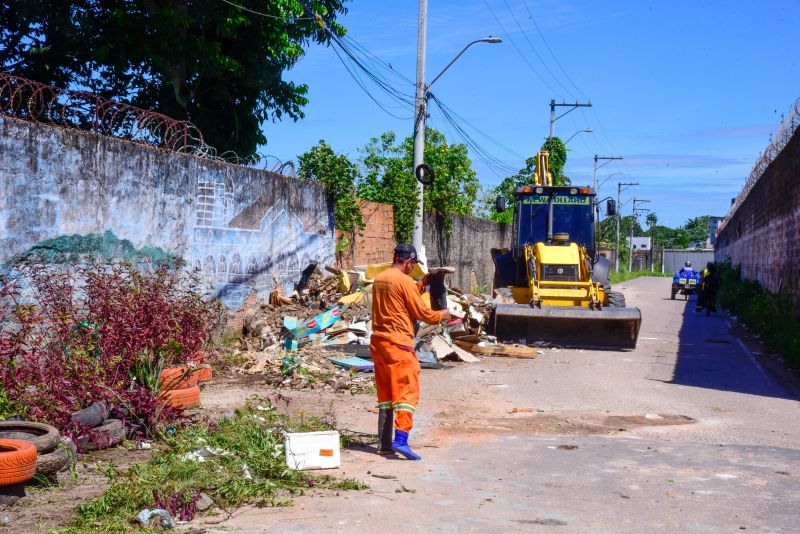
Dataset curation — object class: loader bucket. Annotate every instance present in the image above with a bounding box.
[492,304,642,349]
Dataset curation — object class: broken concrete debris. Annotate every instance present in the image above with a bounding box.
[235,263,542,392]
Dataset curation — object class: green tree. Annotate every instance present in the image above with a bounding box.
[646,212,658,230]
[541,136,571,186]
[0,0,349,161]
[484,136,571,223]
[297,140,363,246]
[358,128,479,242]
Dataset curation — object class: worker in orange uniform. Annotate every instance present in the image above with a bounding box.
[371,244,450,461]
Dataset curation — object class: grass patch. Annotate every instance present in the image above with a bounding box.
[609,270,672,284]
[717,261,800,369]
[54,396,367,533]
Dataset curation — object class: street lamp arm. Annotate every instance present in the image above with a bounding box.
[428,37,501,88]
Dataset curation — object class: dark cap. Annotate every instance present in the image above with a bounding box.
[394,243,424,265]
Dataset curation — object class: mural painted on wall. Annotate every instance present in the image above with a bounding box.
[188,176,333,309]
[0,116,335,310]
[5,230,176,266]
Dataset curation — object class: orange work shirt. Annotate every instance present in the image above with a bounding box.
[371,266,443,347]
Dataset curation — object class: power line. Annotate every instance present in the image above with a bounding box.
[218,0,314,21]
[428,93,519,179]
[481,0,560,96]
[501,0,574,99]
[521,0,587,100]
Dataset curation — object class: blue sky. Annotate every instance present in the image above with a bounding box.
[262,0,800,229]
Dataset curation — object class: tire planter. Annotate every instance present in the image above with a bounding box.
[75,419,125,452]
[0,421,60,454]
[71,401,110,429]
[0,439,38,486]
[195,364,213,383]
[161,385,201,409]
[160,366,200,391]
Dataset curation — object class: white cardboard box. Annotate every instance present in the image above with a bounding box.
[284,430,341,470]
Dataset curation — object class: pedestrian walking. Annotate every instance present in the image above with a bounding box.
[371,244,449,461]
[700,262,720,316]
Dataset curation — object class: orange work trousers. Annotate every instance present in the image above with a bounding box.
[371,336,420,433]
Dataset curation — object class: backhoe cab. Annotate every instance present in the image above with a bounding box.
[491,151,641,349]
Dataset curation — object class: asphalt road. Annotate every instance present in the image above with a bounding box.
[205,276,800,534]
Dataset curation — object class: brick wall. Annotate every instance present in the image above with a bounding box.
[715,128,800,310]
[335,200,395,269]
[336,201,512,294]
[355,200,395,266]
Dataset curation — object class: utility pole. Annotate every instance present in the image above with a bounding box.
[630,198,651,272]
[411,0,428,254]
[549,100,592,138]
[616,181,638,273]
[593,155,623,195]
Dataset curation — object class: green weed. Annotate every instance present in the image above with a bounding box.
[717,261,800,369]
[54,396,366,533]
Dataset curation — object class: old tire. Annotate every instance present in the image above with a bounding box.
[160,367,200,391]
[670,290,676,300]
[0,421,60,454]
[71,401,109,429]
[196,365,213,383]
[75,419,125,452]
[161,385,201,409]
[607,290,627,308]
[36,445,68,477]
[0,439,38,486]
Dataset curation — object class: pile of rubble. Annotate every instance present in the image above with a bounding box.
[230,263,539,393]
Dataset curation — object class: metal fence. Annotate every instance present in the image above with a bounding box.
[718,97,800,234]
[0,72,221,160]
[661,249,715,274]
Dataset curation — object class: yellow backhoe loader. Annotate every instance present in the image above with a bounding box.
[490,151,641,349]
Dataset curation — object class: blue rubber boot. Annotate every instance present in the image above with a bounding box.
[392,430,422,461]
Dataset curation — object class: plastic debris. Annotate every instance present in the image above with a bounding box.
[132,508,175,529]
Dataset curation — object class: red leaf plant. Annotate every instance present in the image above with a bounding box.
[0,261,222,438]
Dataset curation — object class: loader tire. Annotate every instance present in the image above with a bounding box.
[0,439,38,486]
[0,421,60,454]
[607,291,627,308]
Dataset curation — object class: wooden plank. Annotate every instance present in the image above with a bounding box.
[454,340,539,359]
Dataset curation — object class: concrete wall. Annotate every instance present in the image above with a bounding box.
[0,116,335,308]
[424,212,513,293]
[716,127,800,309]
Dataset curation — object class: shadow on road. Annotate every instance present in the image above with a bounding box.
[662,292,796,400]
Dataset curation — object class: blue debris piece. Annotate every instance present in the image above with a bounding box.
[329,356,374,372]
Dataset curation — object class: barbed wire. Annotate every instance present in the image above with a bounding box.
[719,97,800,234]
[0,72,230,161]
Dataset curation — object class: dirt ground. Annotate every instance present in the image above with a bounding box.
[5,277,800,533]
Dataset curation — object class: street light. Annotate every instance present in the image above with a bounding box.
[411,36,502,253]
[564,128,593,145]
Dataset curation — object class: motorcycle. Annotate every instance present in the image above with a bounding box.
[671,270,701,300]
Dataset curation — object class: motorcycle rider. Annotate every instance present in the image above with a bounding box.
[678,260,695,276]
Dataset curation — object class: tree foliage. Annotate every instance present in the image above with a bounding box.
[297,140,362,240]
[541,136,570,186]
[358,128,479,242]
[0,0,349,161]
